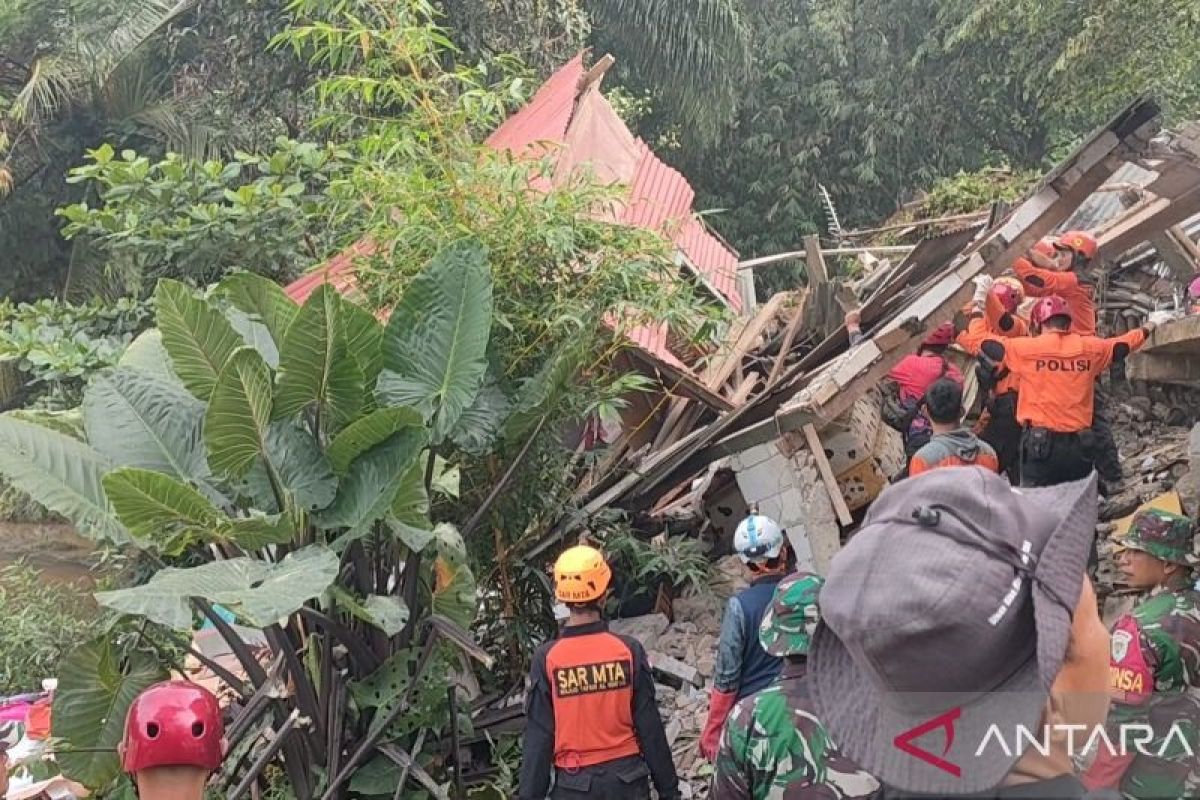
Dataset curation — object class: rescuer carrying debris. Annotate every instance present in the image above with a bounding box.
[1083,509,1200,800]
[120,680,225,800]
[978,294,1153,487]
[519,545,680,800]
[710,572,879,800]
[700,513,791,762]
[908,378,999,477]
[846,310,962,462]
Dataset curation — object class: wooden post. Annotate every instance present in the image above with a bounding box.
[802,424,854,527]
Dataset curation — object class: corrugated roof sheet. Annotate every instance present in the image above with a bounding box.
[285,52,743,364]
[1060,163,1158,233]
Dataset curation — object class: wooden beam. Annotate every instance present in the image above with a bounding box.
[802,424,854,527]
[729,374,762,406]
[1148,230,1198,282]
[804,235,829,286]
[627,348,734,412]
[767,291,810,388]
[701,292,790,390]
[737,246,916,271]
[1098,187,1200,258]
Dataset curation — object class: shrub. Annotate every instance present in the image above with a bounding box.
[0,561,97,695]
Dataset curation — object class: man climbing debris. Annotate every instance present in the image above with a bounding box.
[710,572,878,800]
[700,514,791,762]
[519,545,680,800]
[908,378,999,476]
[978,294,1152,487]
[120,681,225,800]
[1084,509,1200,800]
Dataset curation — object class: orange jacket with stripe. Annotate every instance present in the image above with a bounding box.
[979,327,1148,433]
[1014,256,1097,336]
[518,621,679,800]
[909,429,1001,477]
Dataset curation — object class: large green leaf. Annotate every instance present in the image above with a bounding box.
[53,638,166,789]
[449,370,510,454]
[318,429,428,542]
[392,460,430,526]
[0,415,126,543]
[96,546,340,629]
[226,306,280,369]
[265,421,338,512]
[83,368,210,482]
[432,524,476,629]
[217,271,299,349]
[156,279,244,400]
[117,329,181,385]
[102,467,222,554]
[377,239,493,441]
[503,343,583,444]
[331,587,410,637]
[274,284,363,426]
[205,347,273,479]
[326,406,423,476]
[339,296,385,387]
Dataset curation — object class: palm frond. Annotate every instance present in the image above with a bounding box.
[589,0,752,144]
[129,103,227,161]
[10,55,82,123]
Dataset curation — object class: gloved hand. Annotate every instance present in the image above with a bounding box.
[971,275,994,307]
[1148,309,1178,326]
[699,688,738,762]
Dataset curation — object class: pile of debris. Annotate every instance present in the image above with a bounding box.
[608,557,748,799]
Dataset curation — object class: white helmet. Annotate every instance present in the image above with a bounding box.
[734,514,785,564]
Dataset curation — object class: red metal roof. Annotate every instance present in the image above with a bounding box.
[285,52,743,363]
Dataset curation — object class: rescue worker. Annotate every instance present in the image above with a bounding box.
[710,572,879,799]
[978,295,1153,487]
[1017,232,1127,486]
[1189,276,1200,315]
[519,545,680,800]
[958,275,1028,480]
[1083,509,1200,799]
[809,469,1117,798]
[908,378,999,477]
[120,680,225,800]
[846,311,963,459]
[700,514,791,761]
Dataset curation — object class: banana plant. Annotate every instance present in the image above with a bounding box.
[0,239,502,798]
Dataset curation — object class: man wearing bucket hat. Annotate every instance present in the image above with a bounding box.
[519,545,680,800]
[809,467,1117,798]
[711,572,879,799]
[700,513,792,761]
[1083,509,1200,799]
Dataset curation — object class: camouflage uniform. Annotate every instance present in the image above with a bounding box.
[711,573,878,800]
[1104,510,1200,800]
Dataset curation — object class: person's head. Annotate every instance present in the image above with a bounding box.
[1189,275,1200,302]
[1117,509,1197,590]
[917,321,955,355]
[759,572,824,663]
[734,513,789,575]
[554,544,612,621]
[809,468,1103,794]
[992,280,1023,315]
[121,680,224,799]
[1055,230,1099,273]
[923,378,963,429]
[1030,295,1071,332]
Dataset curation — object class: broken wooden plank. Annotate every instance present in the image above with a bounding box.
[802,424,854,527]
[628,347,734,412]
[730,374,762,406]
[738,245,917,271]
[1099,186,1200,258]
[804,235,829,286]
[767,291,810,388]
[701,292,791,391]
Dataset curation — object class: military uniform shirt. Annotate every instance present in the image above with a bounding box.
[1106,585,1200,799]
[711,660,879,800]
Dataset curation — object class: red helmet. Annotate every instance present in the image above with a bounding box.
[1032,238,1058,258]
[922,321,955,348]
[1031,295,1071,328]
[122,681,223,773]
[1057,230,1099,261]
[991,281,1022,314]
[1189,275,1200,300]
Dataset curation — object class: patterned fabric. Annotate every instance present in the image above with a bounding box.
[1107,586,1200,799]
[710,662,878,800]
[1122,509,1197,566]
[759,573,824,658]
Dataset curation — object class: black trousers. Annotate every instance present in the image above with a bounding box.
[1091,386,1122,483]
[1019,428,1094,488]
[980,392,1022,483]
[551,755,651,799]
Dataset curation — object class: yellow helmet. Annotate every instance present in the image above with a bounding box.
[554,545,612,603]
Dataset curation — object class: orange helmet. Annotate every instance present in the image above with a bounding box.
[554,545,612,603]
[1032,239,1058,258]
[1057,230,1099,262]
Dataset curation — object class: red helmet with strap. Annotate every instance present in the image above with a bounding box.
[1031,295,1071,328]
[991,282,1022,314]
[1056,230,1099,261]
[922,321,955,348]
[122,681,223,773]
[1032,239,1058,258]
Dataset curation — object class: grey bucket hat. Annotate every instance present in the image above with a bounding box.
[809,467,1098,795]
